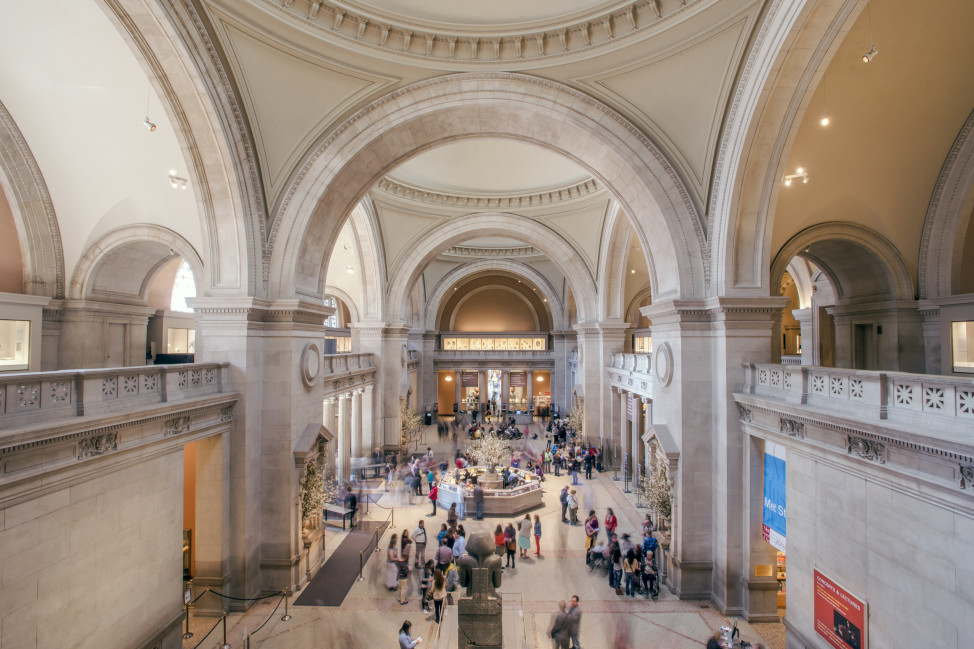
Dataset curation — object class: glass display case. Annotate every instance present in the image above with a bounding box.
[951,321,974,373]
[0,320,30,372]
[441,335,546,351]
[167,328,196,354]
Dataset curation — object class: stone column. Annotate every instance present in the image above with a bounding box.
[352,322,411,450]
[323,397,337,442]
[618,388,630,476]
[792,308,813,365]
[919,304,941,374]
[362,385,375,456]
[574,322,628,442]
[351,389,363,460]
[337,393,351,481]
[526,370,534,411]
[607,387,621,466]
[743,435,780,621]
[193,432,230,615]
[551,331,571,412]
[455,370,462,411]
[422,333,438,411]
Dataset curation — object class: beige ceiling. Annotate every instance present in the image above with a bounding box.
[348,0,615,26]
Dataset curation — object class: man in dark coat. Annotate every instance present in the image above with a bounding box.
[473,483,485,519]
[550,601,572,649]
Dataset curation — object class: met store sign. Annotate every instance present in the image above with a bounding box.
[762,440,786,552]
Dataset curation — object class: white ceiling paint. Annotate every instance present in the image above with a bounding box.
[347,0,613,27]
[389,138,591,195]
[0,0,200,280]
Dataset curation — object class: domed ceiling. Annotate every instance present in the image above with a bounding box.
[345,0,618,26]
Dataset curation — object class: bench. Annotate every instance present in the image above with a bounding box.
[323,503,354,530]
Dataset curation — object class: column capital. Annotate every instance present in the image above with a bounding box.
[642,297,790,332]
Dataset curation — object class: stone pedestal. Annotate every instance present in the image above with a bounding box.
[458,570,502,649]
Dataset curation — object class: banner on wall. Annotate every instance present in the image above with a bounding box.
[510,372,527,387]
[461,372,479,387]
[762,440,786,552]
[814,570,867,649]
[626,392,634,421]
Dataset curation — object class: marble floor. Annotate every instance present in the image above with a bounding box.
[181,421,782,649]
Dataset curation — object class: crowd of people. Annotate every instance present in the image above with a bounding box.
[582,511,660,599]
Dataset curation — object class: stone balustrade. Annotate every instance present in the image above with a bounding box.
[741,363,974,439]
[0,362,231,429]
[780,355,801,365]
[321,352,374,375]
[606,353,653,398]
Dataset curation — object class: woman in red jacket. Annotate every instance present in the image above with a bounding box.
[427,483,438,517]
[604,507,618,537]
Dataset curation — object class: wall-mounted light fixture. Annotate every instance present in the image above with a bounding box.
[168,171,188,189]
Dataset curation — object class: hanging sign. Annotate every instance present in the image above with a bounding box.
[627,392,634,421]
[510,372,527,387]
[814,570,867,649]
[762,440,786,552]
[461,372,479,387]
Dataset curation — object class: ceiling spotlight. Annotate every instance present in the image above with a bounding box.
[345,265,354,274]
[143,117,157,132]
[168,172,188,189]
[862,45,877,63]
[536,375,544,382]
[820,113,830,126]
[445,375,452,382]
[630,269,636,274]
[783,168,808,187]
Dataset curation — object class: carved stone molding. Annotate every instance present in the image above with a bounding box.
[847,435,887,464]
[77,433,119,460]
[164,416,191,436]
[960,463,974,490]
[220,404,234,422]
[737,404,752,423]
[301,342,322,387]
[375,176,602,208]
[654,342,673,387]
[780,418,805,439]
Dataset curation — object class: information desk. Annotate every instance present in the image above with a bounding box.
[436,467,543,516]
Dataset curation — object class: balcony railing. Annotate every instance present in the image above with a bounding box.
[741,363,974,438]
[0,363,230,429]
[321,353,374,375]
[610,353,653,374]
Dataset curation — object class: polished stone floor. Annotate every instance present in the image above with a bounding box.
[182,421,782,649]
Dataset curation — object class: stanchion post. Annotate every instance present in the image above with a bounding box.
[358,550,365,582]
[219,612,230,649]
[182,601,193,640]
[281,588,291,621]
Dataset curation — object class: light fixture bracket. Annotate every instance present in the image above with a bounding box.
[782,169,809,186]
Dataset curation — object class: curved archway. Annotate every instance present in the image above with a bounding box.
[770,222,914,304]
[918,109,974,300]
[70,224,204,305]
[268,73,705,304]
[425,259,565,331]
[324,286,360,323]
[0,99,64,298]
[347,198,386,320]
[448,286,540,331]
[386,212,597,324]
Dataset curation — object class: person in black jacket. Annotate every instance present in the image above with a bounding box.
[550,600,572,649]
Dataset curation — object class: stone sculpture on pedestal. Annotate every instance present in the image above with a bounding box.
[457,532,503,649]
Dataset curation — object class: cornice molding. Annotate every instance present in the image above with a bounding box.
[374,176,602,208]
[262,0,703,66]
[442,246,537,258]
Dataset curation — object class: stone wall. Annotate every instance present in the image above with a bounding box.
[784,450,974,648]
[0,451,184,649]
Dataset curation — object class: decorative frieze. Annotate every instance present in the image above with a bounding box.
[220,405,234,422]
[780,418,805,439]
[737,404,752,423]
[959,463,974,490]
[17,383,39,408]
[847,435,887,464]
[77,433,118,460]
[164,416,191,436]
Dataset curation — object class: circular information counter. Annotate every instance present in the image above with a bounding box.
[436,467,543,516]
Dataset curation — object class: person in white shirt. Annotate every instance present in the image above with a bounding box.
[452,526,467,559]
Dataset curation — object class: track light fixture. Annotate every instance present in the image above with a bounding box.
[168,171,188,189]
[143,84,157,132]
[862,45,877,63]
[783,167,808,186]
[143,117,156,132]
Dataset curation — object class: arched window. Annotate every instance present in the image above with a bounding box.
[170,260,196,313]
[323,296,339,327]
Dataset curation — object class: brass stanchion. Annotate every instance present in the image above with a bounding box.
[182,601,193,640]
[280,588,291,621]
[392,509,395,528]
[358,550,365,582]
[219,611,230,649]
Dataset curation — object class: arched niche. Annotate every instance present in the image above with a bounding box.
[268,73,704,306]
[425,260,564,331]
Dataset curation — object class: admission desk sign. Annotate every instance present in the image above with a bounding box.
[762,440,786,552]
[509,372,527,387]
[461,372,479,387]
[814,570,867,649]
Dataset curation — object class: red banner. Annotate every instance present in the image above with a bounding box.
[509,372,526,387]
[461,372,479,387]
[814,570,867,649]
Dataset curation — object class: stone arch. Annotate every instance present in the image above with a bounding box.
[103,0,266,296]
[70,224,204,305]
[323,286,360,323]
[0,99,64,298]
[268,73,705,305]
[770,222,914,305]
[597,205,633,322]
[347,198,386,320]
[625,288,654,328]
[424,259,565,331]
[784,257,815,309]
[918,108,974,300]
[709,0,861,296]
[386,212,598,324]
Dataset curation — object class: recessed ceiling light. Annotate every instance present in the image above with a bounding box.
[630,269,636,274]
[346,265,354,274]
[820,113,830,126]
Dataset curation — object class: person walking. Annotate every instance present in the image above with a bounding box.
[398,620,422,648]
[434,537,453,573]
[568,489,579,525]
[344,486,358,528]
[400,529,413,566]
[452,525,467,560]
[386,534,401,590]
[397,556,411,604]
[420,560,434,615]
[583,511,599,563]
[570,457,580,485]
[518,514,532,558]
[494,524,506,556]
[473,483,485,520]
[427,483,438,517]
[568,595,582,649]
[550,600,572,649]
[604,508,618,539]
[623,549,639,597]
[430,570,447,623]
[559,486,569,524]
[413,520,427,568]
[533,514,543,557]
[447,503,459,527]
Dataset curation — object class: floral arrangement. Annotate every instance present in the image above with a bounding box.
[465,432,512,473]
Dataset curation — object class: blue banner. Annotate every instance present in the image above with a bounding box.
[762,441,786,551]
